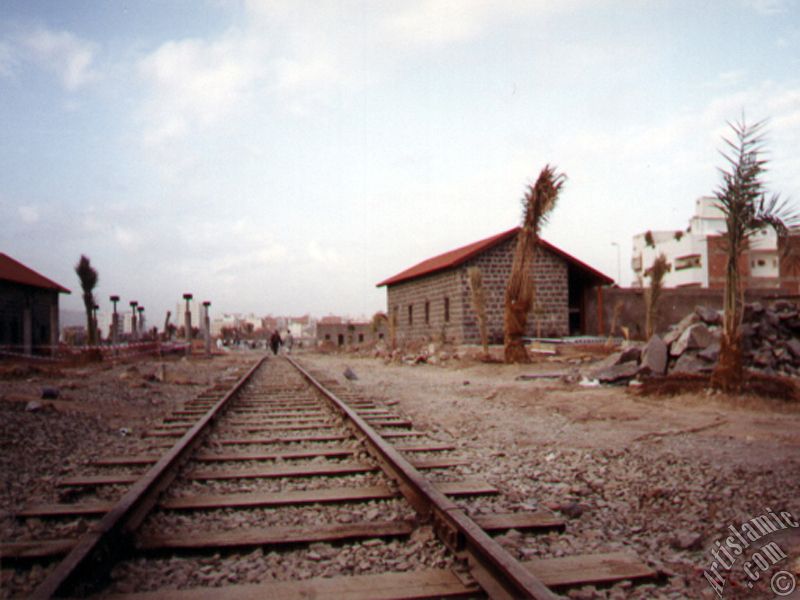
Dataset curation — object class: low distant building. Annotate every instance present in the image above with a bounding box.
[0,253,71,356]
[632,197,799,290]
[317,319,385,348]
[377,228,612,344]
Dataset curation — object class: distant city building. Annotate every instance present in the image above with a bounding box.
[632,197,798,290]
[317,319,384,348]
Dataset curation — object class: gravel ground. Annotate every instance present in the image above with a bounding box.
[0,352,254,598]
[299,352,800,599]
[3,348,799,599]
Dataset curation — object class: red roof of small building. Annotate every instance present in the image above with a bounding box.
[377,227,613,287]
[0,253,71,293]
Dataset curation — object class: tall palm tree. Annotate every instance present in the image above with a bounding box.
[710,119,799,391]
[504,165,566,363]
[75,255,99,345]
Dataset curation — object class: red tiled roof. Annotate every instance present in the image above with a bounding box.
[0,253,71,293]
[376,227,613,287]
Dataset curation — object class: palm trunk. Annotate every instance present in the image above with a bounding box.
[712,238,744,391]
[504,227,535,364]
[83,293,96,345]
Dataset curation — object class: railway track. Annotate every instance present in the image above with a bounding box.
[3,355,657,598]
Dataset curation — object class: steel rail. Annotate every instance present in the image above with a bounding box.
[31,356,269,599]
[286,356,558,600]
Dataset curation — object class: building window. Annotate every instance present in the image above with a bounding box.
[424,301,430,325]
[408,305,413,325]
[358,333,364,343]
[674,254,701,270]
[444,297,450,322]
[325,334,330,340]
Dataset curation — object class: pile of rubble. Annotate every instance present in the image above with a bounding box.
[586,300,800,384]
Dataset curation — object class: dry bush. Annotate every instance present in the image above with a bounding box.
[637,371,799,403]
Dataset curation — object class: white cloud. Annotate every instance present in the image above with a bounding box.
[307,240,344,267]
[18,205,39,224]
[113,226,141,249]
[137,32,265,145]
[380,0,602,49]
[20,27,98,90]
[744,0,791,15]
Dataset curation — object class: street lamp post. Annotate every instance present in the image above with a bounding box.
[110,295,120,347]
[130,301,138,341]
[183,293,193,353]
[202,301,211,356]
[92,304,99,345]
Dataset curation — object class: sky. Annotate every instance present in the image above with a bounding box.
[2,0,799,323]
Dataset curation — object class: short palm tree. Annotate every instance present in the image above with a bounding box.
[644,254,670,339]
[504,165,566,363]
[468,266,489,357]
[710,119,799,391]
[75,255,99,345]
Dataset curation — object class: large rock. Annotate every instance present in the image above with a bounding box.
[698,341,721,363]
[695,305,721,326]
[672,353,713,374]
[619,344,642,364]
[670,323,713,357]
[663,312,700,346]
[786,338,800,359]
[593,361,640,384]
[638,335,668,376]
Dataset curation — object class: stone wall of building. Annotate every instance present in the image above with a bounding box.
[460,237,569,343]
[386,269,464,343]
[317,321,385,347]
[0,281,59,353]
[385,236,570,345]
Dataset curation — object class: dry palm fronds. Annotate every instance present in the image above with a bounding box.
[467,266,489,357]
[504,165,566,363]
[607,300,624,345]
[644,254,670,339]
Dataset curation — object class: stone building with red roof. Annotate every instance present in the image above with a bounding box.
[0,253,71,355]
[377,228,612,344]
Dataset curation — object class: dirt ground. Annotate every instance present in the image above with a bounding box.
[299,349,800,599]
[1,347,799,598]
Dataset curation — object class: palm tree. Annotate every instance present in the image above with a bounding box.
[75,255,99,345]
[504,165,566,363]
[644,254,670,339]
[467,266,489,357]
[710,118,799,392]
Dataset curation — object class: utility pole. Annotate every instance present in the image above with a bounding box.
[203,301,211,356]
[110,295,120,347]
[183,293,193,354]
[130,300,138,341]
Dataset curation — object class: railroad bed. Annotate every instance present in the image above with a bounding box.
[2,356,658,598]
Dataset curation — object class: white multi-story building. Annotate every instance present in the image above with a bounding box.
[632,197,781,288]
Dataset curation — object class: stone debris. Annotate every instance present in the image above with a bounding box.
[585,300,800,384]
[343,367,358,381]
